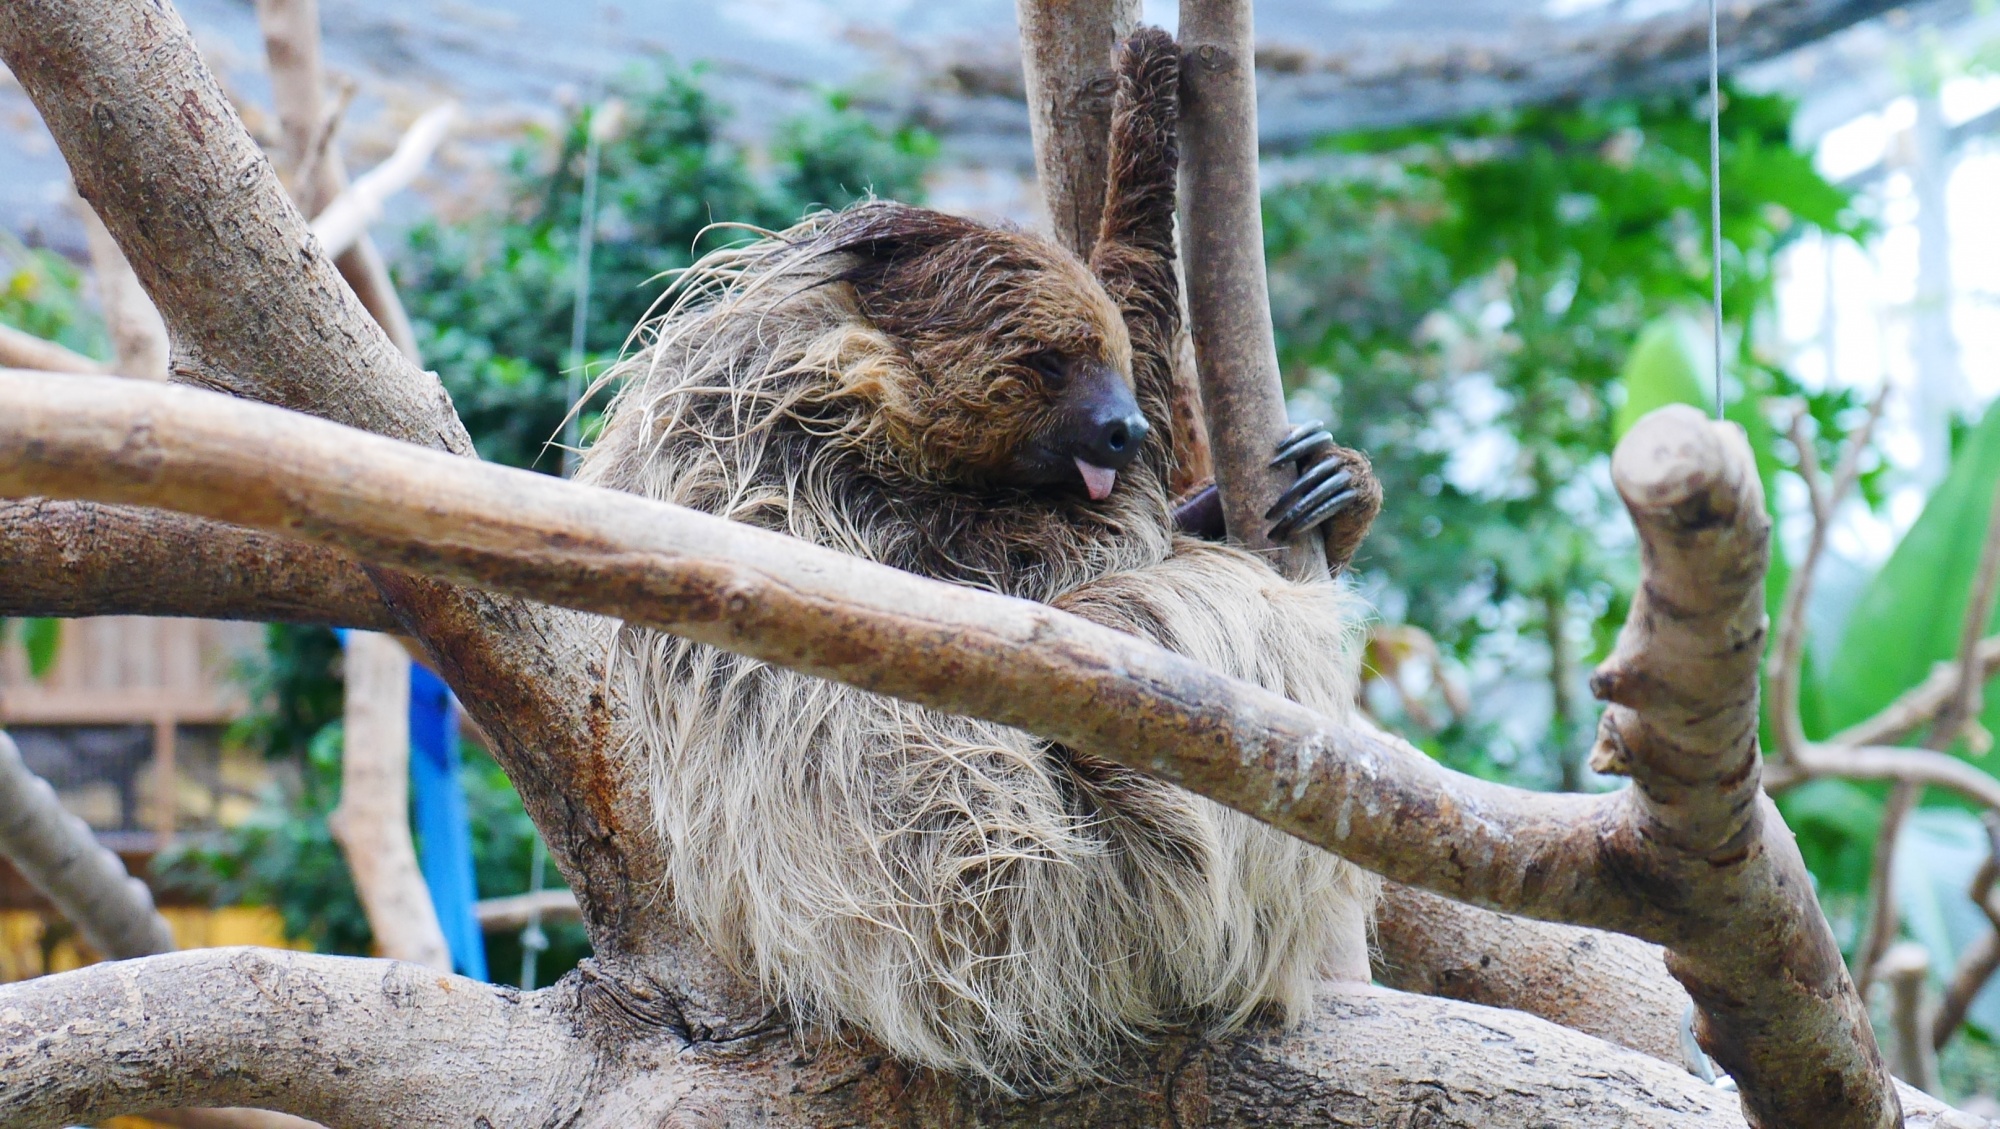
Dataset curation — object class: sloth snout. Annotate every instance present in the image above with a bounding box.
[1085,410,1149,471]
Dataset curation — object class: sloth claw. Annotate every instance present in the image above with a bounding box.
[1270,422,1336,467]
[1270,487,1360,544]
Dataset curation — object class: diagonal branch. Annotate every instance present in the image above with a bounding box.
[0,0,695,995]
[308,103,457,262]
[0,323,104,375]
[0,375,1903,1128]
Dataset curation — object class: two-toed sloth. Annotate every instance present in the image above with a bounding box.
[579,28,1382,1091]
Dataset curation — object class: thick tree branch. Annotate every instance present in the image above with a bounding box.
[0,729,174,959]
[0,945,1798,1129]
[0,376,1909,1127]
[0,0,693,993]
[0,495,393,628]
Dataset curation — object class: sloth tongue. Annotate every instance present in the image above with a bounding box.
[1074,458,1118,501]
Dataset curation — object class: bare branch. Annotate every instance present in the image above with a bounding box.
[0,323,102,374]
[1015,0,1139,257]
[0,495,393,628]
[309,103,457,262]
[0,728,174,958]
[475,888,580,932]
[0,945,1781,1129]
[1857,779,1920,998]
[1770,391,1887,764]
[1177,0,1326,579]
[1934,813,2000,1048]
[1935,484,2000,752]
[1879,942,1941,1095]
[0,376,1905,1127]
[1829,637,2000,750]
[0,948,604,1129]
[253,0,419,360]
[1373,884,1697,1071]
[334,631,453,970]
[79,197,169,380]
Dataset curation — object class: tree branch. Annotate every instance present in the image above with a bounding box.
[0,375,1907,1127]
[0,495,393,628]
[308,103,456,262]
[1933,813,2000,1048]
[78,196,170,380]
[1177,0,1325,579]
[1015,0,1139,257]
[0,0,694,994]
[0,728,174,959]
[0,323,104,375]
[1827,637,2000,750]
[0,945,1788,1129]
[333,631,452,970]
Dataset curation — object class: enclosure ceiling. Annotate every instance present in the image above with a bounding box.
[0,0,1973,246]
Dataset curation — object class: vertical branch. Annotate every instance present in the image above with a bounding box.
[1016,0,1141,258]
[78,200,170,380]
[1878,942,1940,1094]
[1176,0,1325,579]
[1932,813,2000,1047]
[331,632,452,971]
[253,0,420,360]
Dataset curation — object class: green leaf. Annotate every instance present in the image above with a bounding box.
[21,617,60,679]
[1612,317,1711,439]
[1821,398,2000,743]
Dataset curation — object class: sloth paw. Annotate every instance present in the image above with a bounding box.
[1267,422,1381,574]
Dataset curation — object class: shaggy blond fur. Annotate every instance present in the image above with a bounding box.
[575,30,1375,1093]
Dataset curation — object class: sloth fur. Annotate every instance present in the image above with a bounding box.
[577,29,1375,1091]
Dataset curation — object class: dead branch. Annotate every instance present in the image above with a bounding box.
[0,374,1908,1127]
[1832,637,2000,750]
[254,0,419,360]
[0,323,103,374]
[1879,942,1941,1095]
[0,728,174,958]
[78,197,170,380]
[333,631,452,970]
[309,103,457,261]
[475,888,580,933]
[1771,393,1887,765]
[1176,0,1325,579]
[0,944,1790,1129]
[1015,0,1139,257]
[0,496,393,628]
[1934,814,2000,1048]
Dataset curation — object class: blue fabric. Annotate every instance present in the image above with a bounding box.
[407,662,488,980]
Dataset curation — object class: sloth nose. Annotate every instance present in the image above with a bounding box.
[1085,409,1149,471]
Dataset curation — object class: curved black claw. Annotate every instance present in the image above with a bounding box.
[1269,484,1360,544]
[1271,421,1336,468]
[1265,460,1351,523]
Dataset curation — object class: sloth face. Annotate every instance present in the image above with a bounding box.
[816,203,1149,500]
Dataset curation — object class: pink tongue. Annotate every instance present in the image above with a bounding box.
[1075,458,1118,501]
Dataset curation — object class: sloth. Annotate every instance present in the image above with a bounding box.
[577,28,1381,1091]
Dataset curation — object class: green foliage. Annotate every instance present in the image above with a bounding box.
[1268,86,1862,783]
[398,64,934,469]
[0,234,107,358]
[228,625,345,760]
[2,618,63,680]
[1823,399,2000,745]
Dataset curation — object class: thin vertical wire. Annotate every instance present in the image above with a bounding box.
[1707,0,1726,421]
[561,8,608,477]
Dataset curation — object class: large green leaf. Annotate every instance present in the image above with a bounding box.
[1613,318,1711,437]
[1822,399,2000,742]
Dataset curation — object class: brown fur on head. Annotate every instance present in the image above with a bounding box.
[794,203,1152,498]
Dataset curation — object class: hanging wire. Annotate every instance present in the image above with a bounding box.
[1707,0,1726,421]
[560,8,610,477]
[518,837,550,991]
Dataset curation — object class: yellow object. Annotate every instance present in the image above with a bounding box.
[0,905,302,982]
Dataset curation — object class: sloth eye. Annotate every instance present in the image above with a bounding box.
[1023,352,1067,387]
